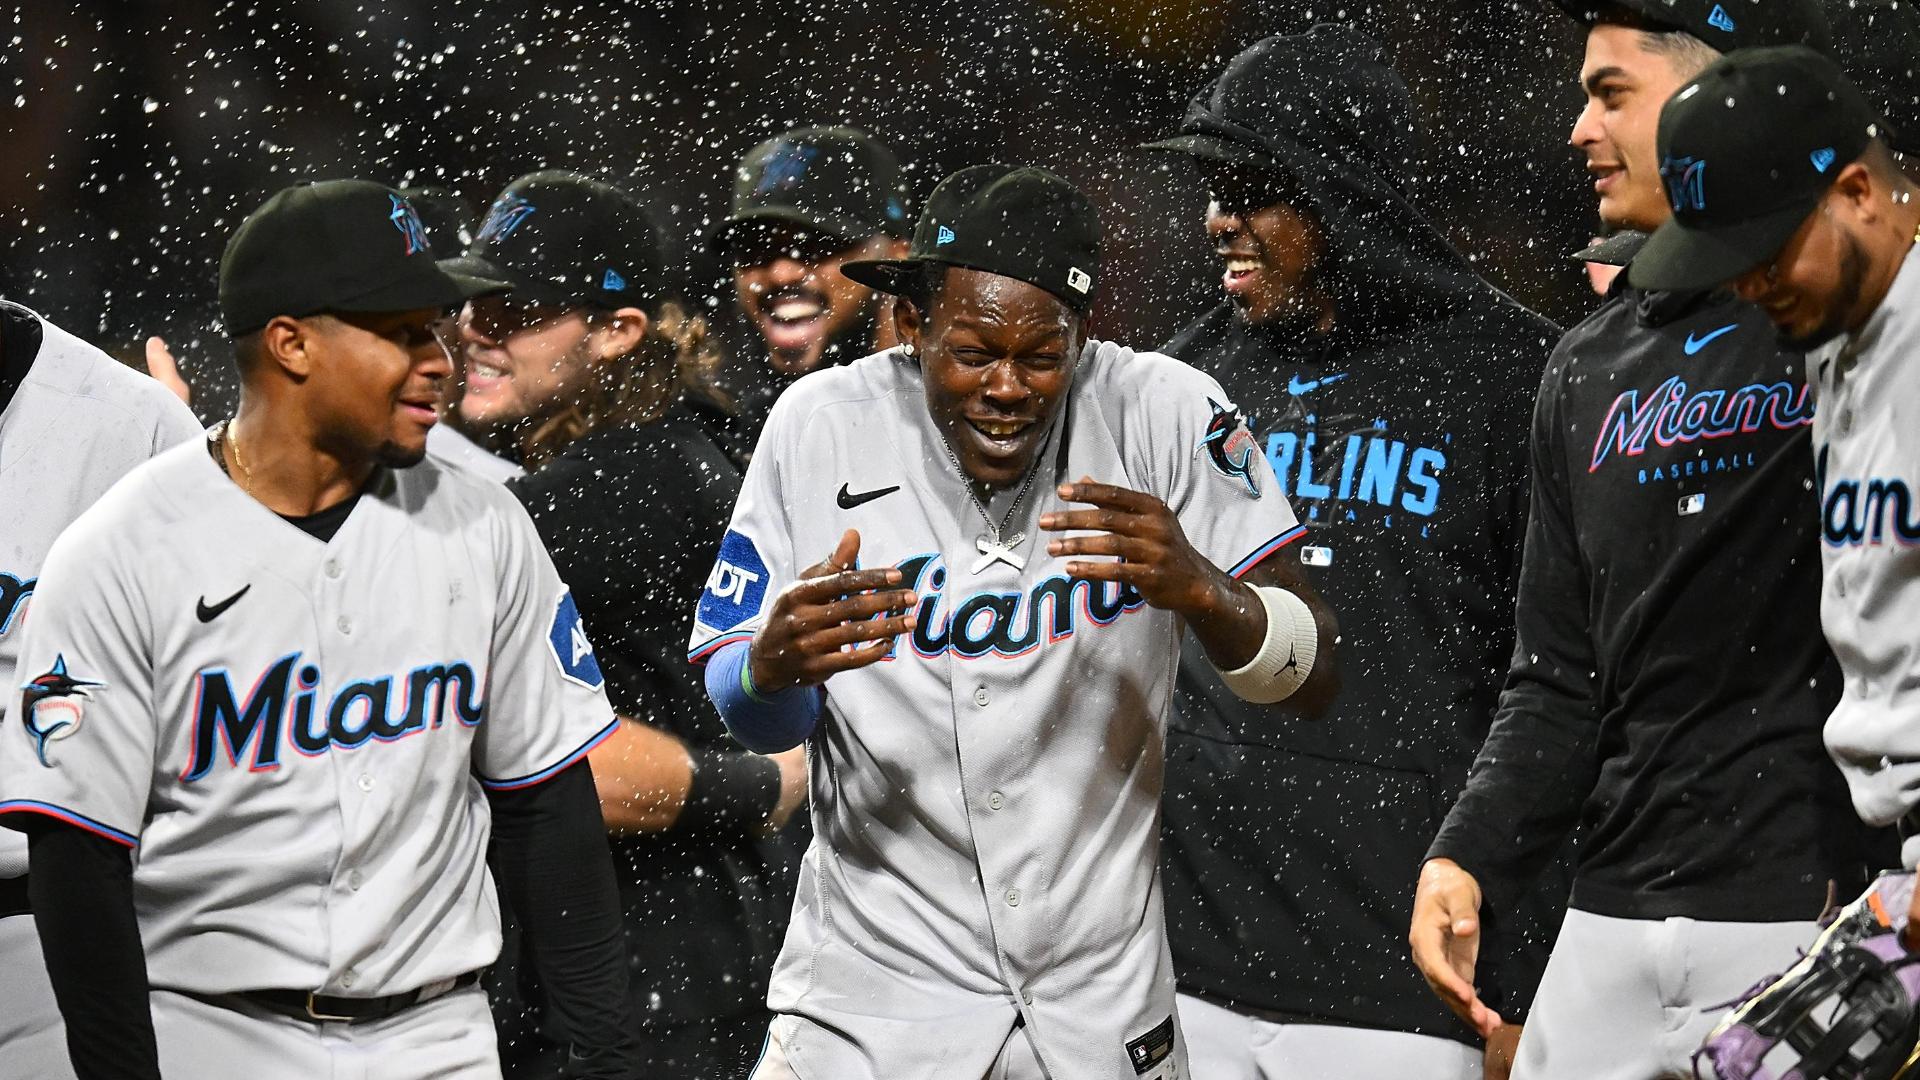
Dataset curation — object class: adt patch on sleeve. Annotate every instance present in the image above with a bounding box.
[546,590,604,690]
[697,530,770,633]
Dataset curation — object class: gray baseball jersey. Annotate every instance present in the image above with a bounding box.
[0,302,200,1080]
[1810,243,1920,860]
[689,342,1304,1079]
[427,420,524,484]
[0,301,203,878]
[0,438,617,999]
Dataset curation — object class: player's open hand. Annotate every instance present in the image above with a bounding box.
[1040,477,1227,617]
[1410,857,1504,1039]
[749,529,917,694]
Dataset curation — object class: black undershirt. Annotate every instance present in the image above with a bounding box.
[0,301,45,416]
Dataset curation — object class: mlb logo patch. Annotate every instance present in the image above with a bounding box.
[1066,266,1092,294]
[1301,545,1333,567]
[1678,493,1707,517]
[547,591,605,690]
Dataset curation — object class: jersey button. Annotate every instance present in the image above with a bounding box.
[347,870,364,891]
[988,792,1004,811]
[357,773,375,793]
[1005,888,1020,907]
[340,971,356,989]
[324,560,343,580]
[336,615,354,635]
[973,687,990,707]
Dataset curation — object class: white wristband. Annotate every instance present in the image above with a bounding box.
[1215,584,1318,704]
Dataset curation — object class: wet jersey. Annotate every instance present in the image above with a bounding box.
[1810,244,1920,852]
[689,342,1303,1079]
[0,302,201,878]
[0,441,617,998]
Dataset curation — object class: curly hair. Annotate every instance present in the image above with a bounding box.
[517,300,733,470]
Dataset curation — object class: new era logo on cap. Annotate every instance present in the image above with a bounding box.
[1811,147,1837,172]
[1067,267,1092,294]
[937,225,956,246]
[1707,3,1736,32]
[602,267,626,291]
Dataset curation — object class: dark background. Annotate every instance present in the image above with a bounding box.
[2,1,1601,419]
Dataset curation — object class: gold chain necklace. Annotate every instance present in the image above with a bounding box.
[224,419,255,495]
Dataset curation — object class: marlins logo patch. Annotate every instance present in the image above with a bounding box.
[476,193,537,244]
[1198,398,1261,497]
[547,591,604,690]
[20,654,101,767]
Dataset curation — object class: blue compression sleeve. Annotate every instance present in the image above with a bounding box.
[705,639,824,754]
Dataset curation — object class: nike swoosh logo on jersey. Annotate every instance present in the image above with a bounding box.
[1286,372,1348,396]
[196,584,251,623]
[1683,324,1738,354]
[837,483,900,509]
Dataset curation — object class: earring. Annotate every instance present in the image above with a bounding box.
[901,342,915,355]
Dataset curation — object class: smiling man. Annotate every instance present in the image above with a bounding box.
[0,181,638,1080]
[1137,25,1562,1080]
[688,164,1338,1080]
[709,127,912,444]
[1409,5,1893,1078]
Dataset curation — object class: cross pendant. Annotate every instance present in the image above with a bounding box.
[970,534,1026,575]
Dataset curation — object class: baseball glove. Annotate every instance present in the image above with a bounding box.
[1696,870,1920,1080]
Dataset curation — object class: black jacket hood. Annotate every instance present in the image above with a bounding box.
[1144,24,1512,336]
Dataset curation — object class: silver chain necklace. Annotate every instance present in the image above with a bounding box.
[939,432,1045,574]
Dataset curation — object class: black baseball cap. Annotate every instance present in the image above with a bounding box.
[708,127,911,256]
[219,180,508,336]
[1545,0,1831,53]
[840,164,1101,315]
[441,171,665,311]
[1630,45,1883,292]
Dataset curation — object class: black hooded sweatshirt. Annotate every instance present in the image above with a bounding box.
[1153,26,1567,1044]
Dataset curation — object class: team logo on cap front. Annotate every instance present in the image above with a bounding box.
[1662,156,1708,213]
[476,194,537,244]
[389,195,429,256]
[754,142,820,195]
[20,654,101,767]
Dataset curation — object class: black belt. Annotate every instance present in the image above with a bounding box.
[0,874,27,919]
[228,970,480,1024]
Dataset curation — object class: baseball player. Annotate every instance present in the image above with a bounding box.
[1138,25,1563,1079]
[690,163,1338,1079]
[1631,43,1920,942]
[0,299,201,1079]
[709,127,912,445]
[0,180,637,1080]
[1409,5,1894,1078]
[442,169,806,1075]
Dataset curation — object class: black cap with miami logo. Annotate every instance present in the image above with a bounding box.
[442,170,666,312]
[1630,45,1883,293]
[841,164,1102,315]
[218,179,509,336]
[708,126,911,256]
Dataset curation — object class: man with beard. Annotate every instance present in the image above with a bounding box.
[1631,44,1920,948]
[1139,25,1562,1078]
[709,127,911,445]
[1410,5,1893,1077]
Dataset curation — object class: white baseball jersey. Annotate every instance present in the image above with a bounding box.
[690,342,1304,1079]
[0,439,617,998]
[0,302,202,878]
[427,421,524,484]
[1810,242,1920,859]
